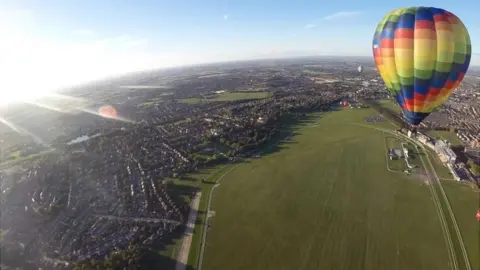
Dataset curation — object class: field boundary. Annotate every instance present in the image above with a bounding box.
[382,132,407,174]
[382,132,425,176]
[197,165,239,270]
[175,192,202,270]
[355,123,460,270]
[420,145,472,270]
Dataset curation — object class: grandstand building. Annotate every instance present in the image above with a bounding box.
[435,140,457,165]
[416,132,436,150]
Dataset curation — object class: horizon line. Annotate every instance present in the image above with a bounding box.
[55,54,480,92]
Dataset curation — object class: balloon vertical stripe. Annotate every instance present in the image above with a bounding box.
[373,7,471,125]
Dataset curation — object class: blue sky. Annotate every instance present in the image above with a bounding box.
[0,0,479,100]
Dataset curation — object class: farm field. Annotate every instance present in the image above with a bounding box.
[180,92,271,104]
[202,109,461,270]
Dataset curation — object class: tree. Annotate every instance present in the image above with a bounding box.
[468,159,480,176]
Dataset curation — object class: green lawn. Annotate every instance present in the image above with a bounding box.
[180,98,203,104]
[0,149,55,169]
[174,118,192,125]
[203,109,454,270]
[185,165,235,268]
[180,92,271,104]
[376,99,402,113]
[441,180,480,270]
[302,69,332,75]
[158,166,232,259]
[138,98,163,107]
[384,136,407,172]
[423,147,454,180]
[8,150,21,160]
[403,142,426,172]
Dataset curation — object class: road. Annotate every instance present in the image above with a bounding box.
[357,123,471,270]
[197,165,239,270]
[94,214,182,225]
[415,141,472,270]
[175,192,202,270]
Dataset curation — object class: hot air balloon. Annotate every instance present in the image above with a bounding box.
[98,105,118,119]
[373,7,471,127]
[357,65,364,73]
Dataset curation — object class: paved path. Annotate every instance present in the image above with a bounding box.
[197,165,238,270]
[94,214,181,225]
[175,192,202,270]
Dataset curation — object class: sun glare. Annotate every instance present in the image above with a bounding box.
[0,86,52,106]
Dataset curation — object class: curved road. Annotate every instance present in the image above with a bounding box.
[197,165,239,270]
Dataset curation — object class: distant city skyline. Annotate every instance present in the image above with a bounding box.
[0,0,479,103]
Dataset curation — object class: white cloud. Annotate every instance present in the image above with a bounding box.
[223,14,229,20]
[305,24,317,29]
[323,11,361,20]
[73,29,94,36]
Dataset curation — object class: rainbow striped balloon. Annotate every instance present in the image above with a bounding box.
[373,7,471,126]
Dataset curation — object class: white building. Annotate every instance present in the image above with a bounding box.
[435,140,457,165]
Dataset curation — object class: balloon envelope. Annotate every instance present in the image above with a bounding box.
[98,105,117,119]
[373,7,471,125]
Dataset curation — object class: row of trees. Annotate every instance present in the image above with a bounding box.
[360,98,405,128]
[71,245,145,270]
[467,159,480,176]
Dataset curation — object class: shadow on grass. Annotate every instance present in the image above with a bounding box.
[153,107,330,269]
[250,112,318,158]
[180,176,198,182]
[451,145,469,164]
[143,244,195,270]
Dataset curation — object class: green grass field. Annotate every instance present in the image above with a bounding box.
[180,92,271,104]
[441,180,480,269]
[376,99,402,113]
[199,108,478,270]
[138,98,163,107]
[157,165,233,260]
[384,136,408,172]
[0,149,54,169]
[302,69,332,75]
[423,147,454,180]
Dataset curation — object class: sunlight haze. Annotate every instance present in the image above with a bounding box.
[0,0,478,105]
